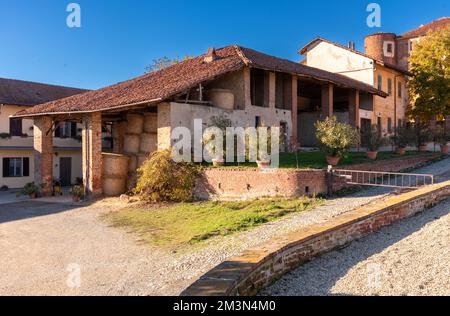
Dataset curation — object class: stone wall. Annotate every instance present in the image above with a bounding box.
[182,180,450,296]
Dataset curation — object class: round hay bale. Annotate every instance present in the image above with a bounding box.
[126,114,144,134]
[103,176,127,197]
[128,154,138,173]
[123,134,140,154]
[102,153,129,177]
[140,133,157,153]
[144,113,158,133]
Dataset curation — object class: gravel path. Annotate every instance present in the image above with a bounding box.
[1,157,449,296]
[260,198,450,296]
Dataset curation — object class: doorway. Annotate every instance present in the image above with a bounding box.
[59,157,72,187]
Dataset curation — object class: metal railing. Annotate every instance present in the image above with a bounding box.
[333,169,434,189]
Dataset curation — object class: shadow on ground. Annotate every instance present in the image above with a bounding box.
[0,201,81,224]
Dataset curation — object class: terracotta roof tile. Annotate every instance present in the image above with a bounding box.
[0,78,87,106]
[15,45,387,117]
[401,17,450,38]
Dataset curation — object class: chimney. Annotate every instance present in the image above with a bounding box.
[348,41,352,49]
[352,42,356,50]
[204,47,218,63]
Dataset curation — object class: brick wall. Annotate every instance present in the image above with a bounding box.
[195,154,440,200]
[182,180,450,296]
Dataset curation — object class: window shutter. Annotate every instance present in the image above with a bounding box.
[55,122,61,138]
[23,158,30,177]
[71,122,77,138]
[3,158,9,177]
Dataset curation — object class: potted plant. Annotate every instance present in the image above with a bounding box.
[434,125,450,154]
[204,115,232,167]
[70,185,84,202]
[361,125,387,160]
[315,116,360,166]
[411,122,432,152]
[21,182,39,199]
[390,125,413,155]
[53,180,62,196]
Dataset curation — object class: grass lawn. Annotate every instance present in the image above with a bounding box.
[104,197,323,248]
[208,151,435,169]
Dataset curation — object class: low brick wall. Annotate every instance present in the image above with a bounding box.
[194,154,441,200]
[182,180,450,296]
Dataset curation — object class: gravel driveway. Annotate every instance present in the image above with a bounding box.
[1,157,449,296]
[260,198,450,296]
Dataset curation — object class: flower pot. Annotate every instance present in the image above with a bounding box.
[326,156,340,166]
[441,145,449,155]
[212,158,225,167]
[257,160,271,169]
[28,193,37,199]
[396,147,406,156]
[419,145,428,152]
[72,196,81,203]
[366,151,378,160]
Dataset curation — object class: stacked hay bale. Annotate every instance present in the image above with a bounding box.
[123,113,158,191]
[102,153,130,196]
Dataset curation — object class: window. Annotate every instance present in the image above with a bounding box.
[250,69,269,107]
[255,116,262,128]
[377,75,382,91]
[9,118,22,136]
[387,43,393,54]
[2,157,29,178]
[388,78,392,95]
[398,81,402,98]
[388,118,392,133]
[377,117,382,131]
[55,122,77,138]
[383,41,395,57]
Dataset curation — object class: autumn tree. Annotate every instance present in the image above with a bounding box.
[408,26,450,120]
[145,55,193,73]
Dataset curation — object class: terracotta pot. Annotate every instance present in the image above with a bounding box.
[419,145,428,152]
[72,196,81,203]
[366,151,378,160]
[326,156,340,166]
[441,145,449,155]
[28,193,37,199]
[257,160,271,169]
[396,147,406,156]
[212,158,225,167]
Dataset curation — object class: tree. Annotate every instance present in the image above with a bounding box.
[408,26,450,120]
[145,55,193,73]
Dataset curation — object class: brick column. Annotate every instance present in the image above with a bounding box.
[269,72,276,109]
[291,75,298,149]
[82,112,103,197]
[243,67,252,109]
[33,116,53,196]
[321,83,334,119]
[348,89,360,128]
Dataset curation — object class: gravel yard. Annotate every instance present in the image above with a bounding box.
[260,198,450,296]
[0,157,449,296]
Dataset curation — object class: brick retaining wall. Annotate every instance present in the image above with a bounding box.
[194,154,441,200]
[182,180,450,296]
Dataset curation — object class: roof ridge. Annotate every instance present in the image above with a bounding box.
[233,45,252,66]
[0,77,88,91]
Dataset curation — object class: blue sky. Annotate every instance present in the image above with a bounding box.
[0,0,448,89]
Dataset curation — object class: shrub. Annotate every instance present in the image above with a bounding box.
[361,125,388,151]
[70,185,85,198]
[134,149,201,202]
[0,185,8,192]
[390,125,414,148]
[434,125,450,146]
[21,182,39,196]
[411,122,432,148]
[315,116,359,158]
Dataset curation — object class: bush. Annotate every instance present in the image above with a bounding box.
[390,125,414,148]
[434,125,450,146]
[70,185,84,198]
[135,149,201,202]
[361,125,388,151]
[21,182,39,196]
[411,122,432,148]
[315,116,359,158]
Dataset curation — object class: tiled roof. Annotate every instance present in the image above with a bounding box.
[15,45,387,117]
[298,37,412,75]
[401,17,450,38]
[0,78,87,106]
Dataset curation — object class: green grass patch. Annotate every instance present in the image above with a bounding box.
[104,197,323,248]
[206,151,435,169]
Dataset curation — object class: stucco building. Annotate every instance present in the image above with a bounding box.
[13,45,386,197]
[0,78,87,189]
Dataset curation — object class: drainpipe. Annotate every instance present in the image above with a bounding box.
[84,119,90,197]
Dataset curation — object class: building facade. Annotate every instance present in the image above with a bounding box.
[0,78,87,189]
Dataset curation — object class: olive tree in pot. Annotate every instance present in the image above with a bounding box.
[390,125,413,155]
[21,182,40,199]
[361,125,388,160]
[203,115,232,167]
[315,116,360,166]
[411,122,432,152]
[434,125,450,154]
